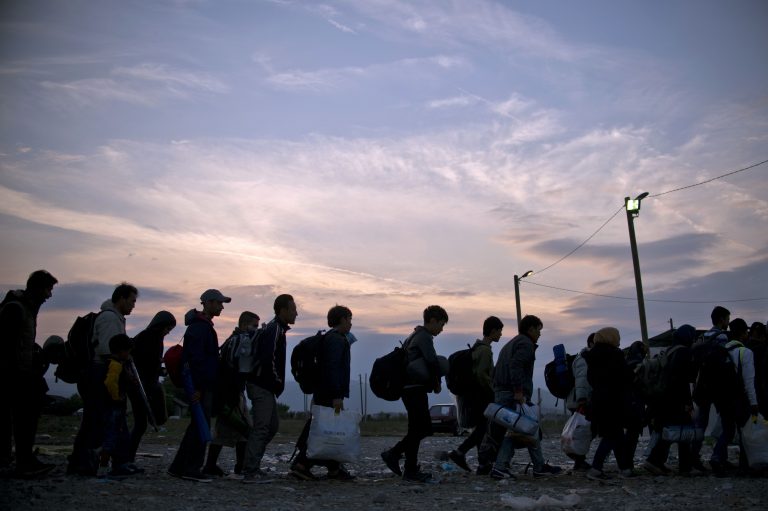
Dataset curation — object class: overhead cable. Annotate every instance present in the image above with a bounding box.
[650,159,768,198]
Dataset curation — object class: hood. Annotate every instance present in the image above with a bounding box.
[147,310,177,331]
[184,308,199,326]
[673,324,697,347]
[0,289,25,307]
[100,299,123,316]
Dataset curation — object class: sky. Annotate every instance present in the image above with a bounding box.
[1,0,767,412]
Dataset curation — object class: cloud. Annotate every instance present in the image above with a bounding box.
[426,95,475,109]
[43,282,183,311]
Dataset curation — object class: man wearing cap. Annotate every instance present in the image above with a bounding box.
[168,289,230,482]
[0,270,58,477]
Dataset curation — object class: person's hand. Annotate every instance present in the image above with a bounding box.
[751,404,759,416]
[434,379,442,394]
[333,399,344,414]
[514,391,525,404]
[190,390,201,404]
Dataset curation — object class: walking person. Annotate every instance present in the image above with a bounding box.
[290,305,356,481]
[381,305,449,483]
[168,289,230,482]
[241,294,297,483]
[447,316,504,472]
[564,333,595,472]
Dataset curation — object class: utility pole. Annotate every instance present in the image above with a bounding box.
[625,193,650,345]
[514,270,534,328]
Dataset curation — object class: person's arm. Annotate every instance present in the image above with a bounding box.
[740,348,758,410]
[509,341,532,402]
[104,361,122,401]
[572,355,590,405]
[0,303,24,368]
[474,346,494,395]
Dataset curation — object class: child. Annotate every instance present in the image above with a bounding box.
[103,334,143,476]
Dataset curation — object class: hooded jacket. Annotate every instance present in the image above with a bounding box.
[92,299,125,360]
[493,333,537,398]
[182,309,219,393]
[0,289,45,376]
[133,311,176,385]
[314,328,351,402]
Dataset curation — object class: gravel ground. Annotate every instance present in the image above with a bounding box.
[2,432,767,511]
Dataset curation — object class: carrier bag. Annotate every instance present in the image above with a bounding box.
[661,424,704,444]
[741,415,768,468]
[306,405,361,463]
[483,402,539,437]
[561,411,592,456]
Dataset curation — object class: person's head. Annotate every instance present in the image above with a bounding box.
[423,305,449,336]
[274,294,297,325]
[26,269,58,304]
[482,316,504,342]
[112,283,138,316]
[327,305,353,334]
[593,327,620,347]
[749,322,766,342]
[147,310,176,336]
[109,333,133,361]
[627,340,648,360]
[673,324,697,347]
[729,318,749,341]
[238,311,260,332]
[711,306,730,329]
[200,289,231,318]
[519,315,543,342]
[586,332,596,349]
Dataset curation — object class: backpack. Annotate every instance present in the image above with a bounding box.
[163,344,184,388]
[219,328,263,374]
[634,345,683,401]
[214,331,252,411]
[694,341,750,425]
[290,330,327,394]
[369,338,411,401]
[54,311,101,384]
[544,344,576,400]
[446,343,476,396]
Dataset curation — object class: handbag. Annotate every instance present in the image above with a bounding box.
[306,405,361,463]
[661,424,704,444]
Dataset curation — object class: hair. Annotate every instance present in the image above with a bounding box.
[750,322,766,339]
[711,305,730,326]
[26,270,58,292]
[482,316,504,336]
[518,315,543,335]
[729,318,749,339]
[586,332,596,348]
[327,305,352,327]
[108,333,133,354]
[238,311,260,330]
[423,305,449,324]
[112,282,139,304]
[273,294,295,315]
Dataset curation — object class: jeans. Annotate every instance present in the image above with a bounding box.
[390,387,432,472]
[103,406,130,467]
[647,430,692,472]
[242,383,279,474]
[169,390,213,476]
[481,391,545,472]
[456,399,489,456]
[591,429,630,471]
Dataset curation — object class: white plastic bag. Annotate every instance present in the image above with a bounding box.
[741,414,768,468]
[560,412,591,456]
[306,405,361,463]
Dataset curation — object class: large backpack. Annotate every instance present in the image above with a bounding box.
[54,311,101,384]
[370,338,411,401]
[446,343,476,396]
[544,344,576,400]
[163,343,184,388]
[634,344,683,401]
[694,341,750,425]
[215,330,252,411]
[290,330,327,394]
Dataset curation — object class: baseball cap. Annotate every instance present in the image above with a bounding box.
[200,289,232,303]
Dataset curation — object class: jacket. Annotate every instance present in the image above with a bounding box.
[726,340,758,406]
[182,309,219,393]
[0,289,45,377]
[565,348,591,411]
[92,300,125,360]
[472,340,494,403]
[493,334,536,398]
[314,328,351,402]
[404,326,440,391]
[585,342,630,436]
[248,316,289,397]
[651,343,695,427]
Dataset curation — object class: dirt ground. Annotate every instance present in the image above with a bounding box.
[2,426,767,511]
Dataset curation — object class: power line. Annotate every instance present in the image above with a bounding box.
[650,159,768,198]
[521,280,768,304]
[534,205,624,275]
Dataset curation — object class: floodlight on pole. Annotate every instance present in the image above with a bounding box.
[625,192,650,345]
[514,270,534,329]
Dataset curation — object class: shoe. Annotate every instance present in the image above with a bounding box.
[642,460,669,476]
[586,468,612,481]
[290,463,318,481]
[709,460,727,478]
[15,460,55,478]
[402,468,433,483]
[619,469,637,479]
[476,464,492,476]
[381,449,402,477]
[572,461,592,472]
[202,465,225,477]
[691,460,709,473]
[242,469,274,484]
[533,463,563,478]
[168,469,213,483]
[448,450,471,472]
[327,465,356,481]
[226,473,245,480]
[490,467,517,480]
[108,464,136,477]
[125,463,144,474]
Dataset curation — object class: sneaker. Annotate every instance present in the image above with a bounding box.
[15,460,55,478]
[168,469,213,483]
[108,464,136,477]
[242,469,274,484]
[202,465,226,477]
[642,460,669,476]
[709,460,728,478]
[327,465,356,481]
[691,460,709,473]
[490,467,517,480]
[226,473,245,480]
[381,449,403,477]
[619,469,637,479]
[290,463,318,481]
[572,460,592,472]
[125,463,144,475]
[448,450,471,472]
[586,468,612,481]
[533,463,563,478]
[476,464,492,476]
[402,468,433,483]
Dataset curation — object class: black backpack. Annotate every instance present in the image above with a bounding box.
[370,339,410,401]
[446,343,476,396]
[54,311,101,384]
[214,331,250,412]
[290,330,327,394]
[694,341,750,425]
[544,344,575,400]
